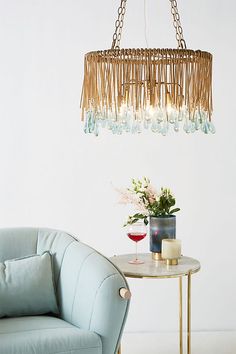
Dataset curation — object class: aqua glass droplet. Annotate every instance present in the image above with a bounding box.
[88,113,95,133]
[94,122,99,136]
[112,123,118,134]
[208,121,216,134]
[190,122,196,133]
[174,120,179,132]
[137,122,142,133]
[125,122,131,133]
[201,121,209,134]
[84,112,89,134]
[169,112,176,124]
[195,119,200,130]
[107,119,112,130]
[178,111,184,121]
[161,128,167,136]
[161,122,169,136]
[183,120,192,133]
[156,122,162,133]
[117,124,122,135]
[131,121,137,134]
[178,108,186,121]
[157,109,164,122]
[144,119,149,129]
[151,120,158,133]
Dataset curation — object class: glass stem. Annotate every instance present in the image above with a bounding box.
[135,241,138,261]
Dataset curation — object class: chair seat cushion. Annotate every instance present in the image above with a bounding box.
[0,316,102,354]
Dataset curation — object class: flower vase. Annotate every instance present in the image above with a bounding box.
[149,216,176,260]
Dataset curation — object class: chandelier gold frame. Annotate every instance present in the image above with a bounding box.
[81,0,214,135]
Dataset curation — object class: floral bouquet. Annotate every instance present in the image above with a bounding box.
[117,177,180,226]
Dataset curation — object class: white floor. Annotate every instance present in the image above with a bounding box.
[122,331,236,354]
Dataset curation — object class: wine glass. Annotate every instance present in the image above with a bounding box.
[127,221,147,264]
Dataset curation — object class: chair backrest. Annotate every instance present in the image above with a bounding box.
[0,228,39,262]
[0,227,82,321]
[0,227,76,286]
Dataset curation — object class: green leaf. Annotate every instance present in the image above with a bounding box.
[132,213,145,219]
[131,218,139,224]
[169,208,180,214]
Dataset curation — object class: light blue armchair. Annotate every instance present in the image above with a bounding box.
[0,228,130,354]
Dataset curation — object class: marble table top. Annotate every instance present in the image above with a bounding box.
[110,253,201,278]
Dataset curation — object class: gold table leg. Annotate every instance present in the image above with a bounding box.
[118,273,193,354]
[187,272,192,354]
[179,276,183,354]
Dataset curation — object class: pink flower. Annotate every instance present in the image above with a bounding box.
[115,187,149,215]
[148,196,156,204]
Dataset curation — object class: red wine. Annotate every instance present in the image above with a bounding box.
[127,232,147,242]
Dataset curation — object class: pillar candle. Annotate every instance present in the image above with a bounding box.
[162,239,181,259]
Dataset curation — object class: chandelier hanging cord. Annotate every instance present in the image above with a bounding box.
[111,0,127,49]
[111,0,187,50]
[169,0,187,49]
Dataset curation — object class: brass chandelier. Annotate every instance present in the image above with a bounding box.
[81,0,214,136]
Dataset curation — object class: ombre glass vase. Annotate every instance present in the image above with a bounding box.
[149,216,176,260]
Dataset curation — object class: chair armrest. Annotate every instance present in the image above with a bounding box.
[57,241,130,354]
[88,271,130,354]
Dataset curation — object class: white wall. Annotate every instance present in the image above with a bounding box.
[0,0,235,333]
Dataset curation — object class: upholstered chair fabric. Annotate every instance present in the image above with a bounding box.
[0,228,130,354]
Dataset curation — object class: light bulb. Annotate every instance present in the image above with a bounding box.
[119,102,127,117]
[166,91,173,115]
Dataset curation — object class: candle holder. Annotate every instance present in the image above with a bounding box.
[162,239,181,266]
[166,258,179,266]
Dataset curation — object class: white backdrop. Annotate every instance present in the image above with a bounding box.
[0,0,236,333]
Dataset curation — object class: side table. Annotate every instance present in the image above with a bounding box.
[110,253,200,354]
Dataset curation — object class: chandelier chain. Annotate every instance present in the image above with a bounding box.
[111,0,127,49]
[169,0,187,49]
[111,0,187,50]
